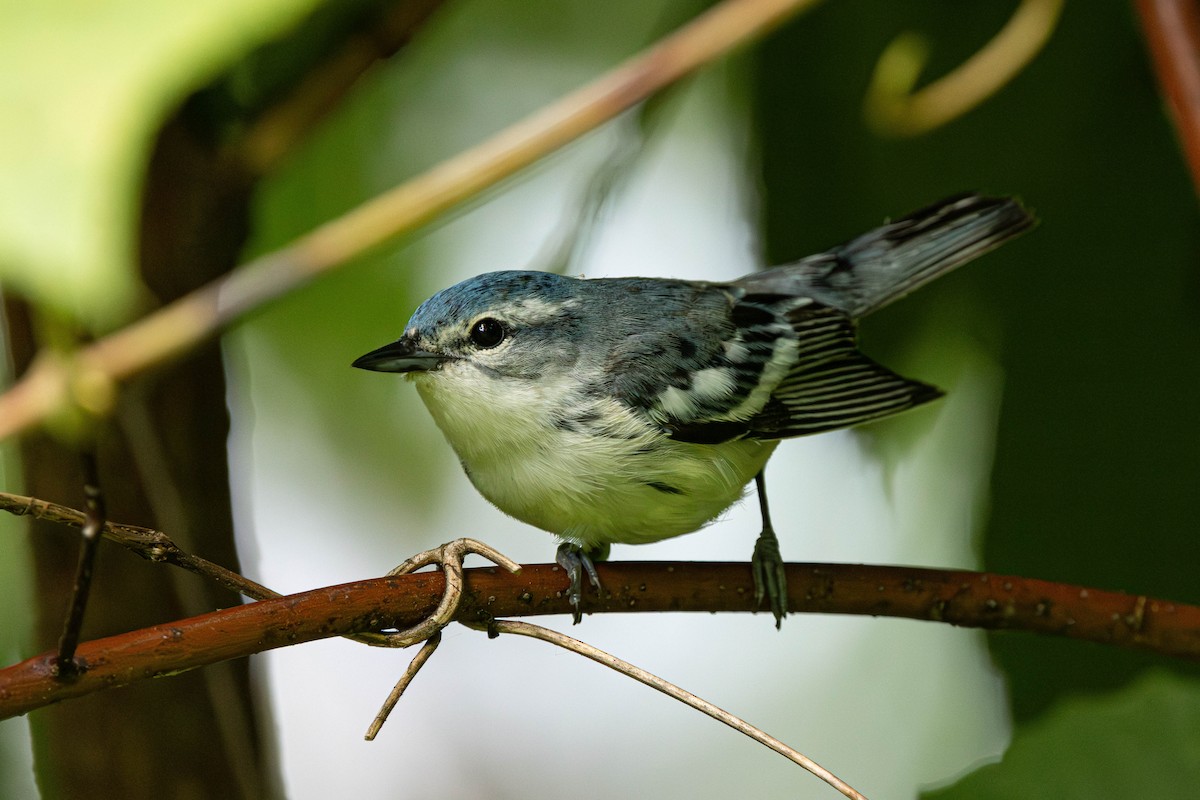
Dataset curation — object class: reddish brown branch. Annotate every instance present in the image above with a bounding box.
[2,561,1196,719]
[1135,0,1200,194]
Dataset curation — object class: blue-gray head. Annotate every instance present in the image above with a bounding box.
[352,271,587,381]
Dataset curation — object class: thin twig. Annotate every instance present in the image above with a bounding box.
[0,0,822,442]
[353,539,521,738]
[52,451,106,677]
[466,618,867,799]
[363,631,442,741]
[0,490,278,601]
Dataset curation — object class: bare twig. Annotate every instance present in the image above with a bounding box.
[351,539,520,738]
[865,0,1063,136]
[52,452,106,677]
[363,631,442,741]
[466,617,867,799]
[0,490,278,601]
[0,0,822,442]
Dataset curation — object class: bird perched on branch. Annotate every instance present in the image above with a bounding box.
[353,193,1035,626]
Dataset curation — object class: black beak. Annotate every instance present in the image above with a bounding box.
[352,337,446,373]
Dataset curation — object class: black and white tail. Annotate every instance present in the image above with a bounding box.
[738,194,1035,318]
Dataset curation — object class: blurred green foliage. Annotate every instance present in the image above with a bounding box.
[3,0,1198,795]
[0,0,323,328]
[926,670,1200,799]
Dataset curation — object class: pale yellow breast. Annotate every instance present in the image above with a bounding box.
[413,366,775,548]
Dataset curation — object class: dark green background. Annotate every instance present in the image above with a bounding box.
[756,1,1200,791]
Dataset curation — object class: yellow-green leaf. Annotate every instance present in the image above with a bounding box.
[0,0,322,328]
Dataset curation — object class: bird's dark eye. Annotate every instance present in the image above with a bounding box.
[469,318,506,349]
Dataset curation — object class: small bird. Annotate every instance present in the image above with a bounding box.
[353,193,1034,626]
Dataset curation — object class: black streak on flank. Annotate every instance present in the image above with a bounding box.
[554,408,603,431]
[646,481,685,495]
[731,301,778,327]
[666,419,748,445]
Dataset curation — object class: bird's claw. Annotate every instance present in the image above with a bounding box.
[556,543,605,624]
[751,530,788,629]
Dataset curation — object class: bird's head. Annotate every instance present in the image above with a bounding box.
[352,270,585,388]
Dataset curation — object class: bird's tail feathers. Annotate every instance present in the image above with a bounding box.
[740,193,1036,318]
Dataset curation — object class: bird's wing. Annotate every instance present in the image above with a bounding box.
[601,286,792,437]
[665,301,942,444]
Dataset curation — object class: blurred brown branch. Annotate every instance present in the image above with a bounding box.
[1135,0,1200,195]
[234,1,448,177]
[0,0,821,442]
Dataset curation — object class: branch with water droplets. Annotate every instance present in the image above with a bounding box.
[1,554,1197,719]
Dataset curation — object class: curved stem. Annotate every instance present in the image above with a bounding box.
[471,618,866,799]
[865,0,1064,136]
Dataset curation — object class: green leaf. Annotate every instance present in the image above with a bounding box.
[0,0,322,328]
[925,671,1200,799]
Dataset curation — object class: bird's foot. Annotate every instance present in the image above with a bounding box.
[751,529,788,629]
[556,542,607,624]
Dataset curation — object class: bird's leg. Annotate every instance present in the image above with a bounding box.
[751,471,788,628]
[556,542,608,624]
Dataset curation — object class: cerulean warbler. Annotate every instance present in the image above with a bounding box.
[353,193,1034,625]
